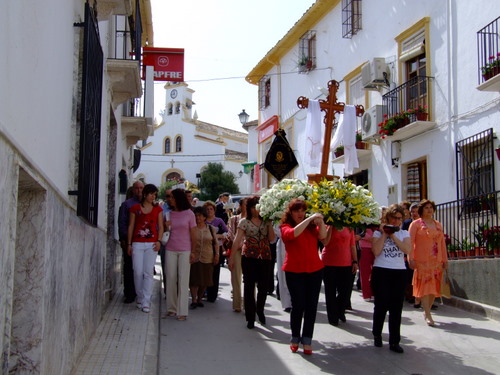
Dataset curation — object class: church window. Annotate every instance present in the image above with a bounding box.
[175,101,181,114]
[164,137,171,154]
[175,136,182,152]
[168,103,173,115]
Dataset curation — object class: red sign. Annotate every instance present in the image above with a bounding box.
[142,47,184,82]
[256,116,279,143]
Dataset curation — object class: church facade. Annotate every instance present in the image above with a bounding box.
[134,83,250,194]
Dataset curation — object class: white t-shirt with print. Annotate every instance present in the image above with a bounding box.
[372,229,409,270]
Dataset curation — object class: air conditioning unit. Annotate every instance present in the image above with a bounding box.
[361,105,385,141]
[362,58,388,89]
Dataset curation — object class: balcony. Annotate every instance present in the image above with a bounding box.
[477,16,500,91]
[107,59,142,108]
[380,76,436,141]
[96,0,133,19]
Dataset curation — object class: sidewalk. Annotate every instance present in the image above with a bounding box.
[160,266,500,375]
[72,259,161,375]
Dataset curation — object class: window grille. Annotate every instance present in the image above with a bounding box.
[259,76,271,110]
[298,30,316,73]
[75,2,103,226]
[342,0,362,39]
[456,128,496,216]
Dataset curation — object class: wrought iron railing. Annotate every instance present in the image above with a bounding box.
[382,76,433,122]
[435,191,500,259]
[75,2,103,226]
[113,0,142,61]
[477,16,500,84]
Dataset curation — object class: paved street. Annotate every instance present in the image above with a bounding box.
[74,257,500,374]
[159,266,500,375]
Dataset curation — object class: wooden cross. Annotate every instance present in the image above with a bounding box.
[297,80,365,183]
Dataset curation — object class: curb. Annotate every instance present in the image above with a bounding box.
[443,296,500,322]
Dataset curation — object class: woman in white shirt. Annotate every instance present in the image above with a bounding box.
[371,204,411,354]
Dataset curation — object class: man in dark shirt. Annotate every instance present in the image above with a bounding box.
[215,193,230,224]
[118,180,144,303]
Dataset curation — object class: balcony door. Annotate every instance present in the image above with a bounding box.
[406,54,427,110]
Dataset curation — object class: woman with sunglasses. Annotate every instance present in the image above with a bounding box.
[371,204,411,353]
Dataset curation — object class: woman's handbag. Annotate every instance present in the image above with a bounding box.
[440,270,451,299]
[160,231,169,246]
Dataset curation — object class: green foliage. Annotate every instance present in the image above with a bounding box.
[198,163,240,201]
[158,178,183,200]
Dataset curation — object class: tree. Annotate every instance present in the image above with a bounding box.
[199,163,240,201]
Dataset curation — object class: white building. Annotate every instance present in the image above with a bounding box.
[0,1,154,373]
[134,83,250,194]
[246,0,500,307]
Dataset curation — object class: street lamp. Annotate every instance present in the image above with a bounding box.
[238,109,249,126]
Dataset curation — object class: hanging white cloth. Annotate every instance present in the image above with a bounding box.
[330,104,358,174]
[304,100,323,168]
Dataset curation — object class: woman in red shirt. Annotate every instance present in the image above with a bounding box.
[280,199,327,355]
[127,184,164,313]
[322,226,358,326]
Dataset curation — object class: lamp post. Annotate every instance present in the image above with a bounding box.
[238,109,249,126]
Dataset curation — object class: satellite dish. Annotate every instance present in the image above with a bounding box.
[362,112,372,133]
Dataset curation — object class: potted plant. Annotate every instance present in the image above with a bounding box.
[496,144,500,161]
[481,53,500,81]
[298,54,313,72]
[355,131,367,149]
[473,223,489,257]
[484,225,500,256]
[334,145,344,158]
[460,237,477,258]
[407,104,428,121]
[378,112,409,138]
[447,243,460,259]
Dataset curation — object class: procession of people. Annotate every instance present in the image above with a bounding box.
[120,181,449,356]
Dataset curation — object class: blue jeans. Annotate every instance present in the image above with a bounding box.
[285,269,323,345]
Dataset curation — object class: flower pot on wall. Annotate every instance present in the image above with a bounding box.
[416,112,428,121]
[355,141,368,150]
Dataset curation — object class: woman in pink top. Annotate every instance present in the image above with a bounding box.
[127,184,164,313]
[280,199,326,355]
[322,226,358,326]
[164,188,197,321]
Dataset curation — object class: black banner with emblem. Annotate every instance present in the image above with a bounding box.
[264,129,298,181]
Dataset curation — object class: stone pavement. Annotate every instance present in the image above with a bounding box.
[74,256,500,374]
[72,259,161,375]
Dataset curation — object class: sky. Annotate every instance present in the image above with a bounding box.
[150,0,316,131]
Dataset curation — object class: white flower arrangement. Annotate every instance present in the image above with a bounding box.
[256,179,313,223]
[308,179,380,229]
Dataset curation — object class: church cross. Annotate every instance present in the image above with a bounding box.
[297,80,364,183]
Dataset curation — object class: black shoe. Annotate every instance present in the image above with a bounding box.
[390,344,404,353]
[123,297,135,304]
[189,303,197,310]
[374,336,382,347]
[339,313,346,323]
[431,304,438,310]
[284,307,292,313]
[257,312,266,325]
[329,319,339,327]
[196,302,204,308]
[414,303,421,308]
[247,321,255,329]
